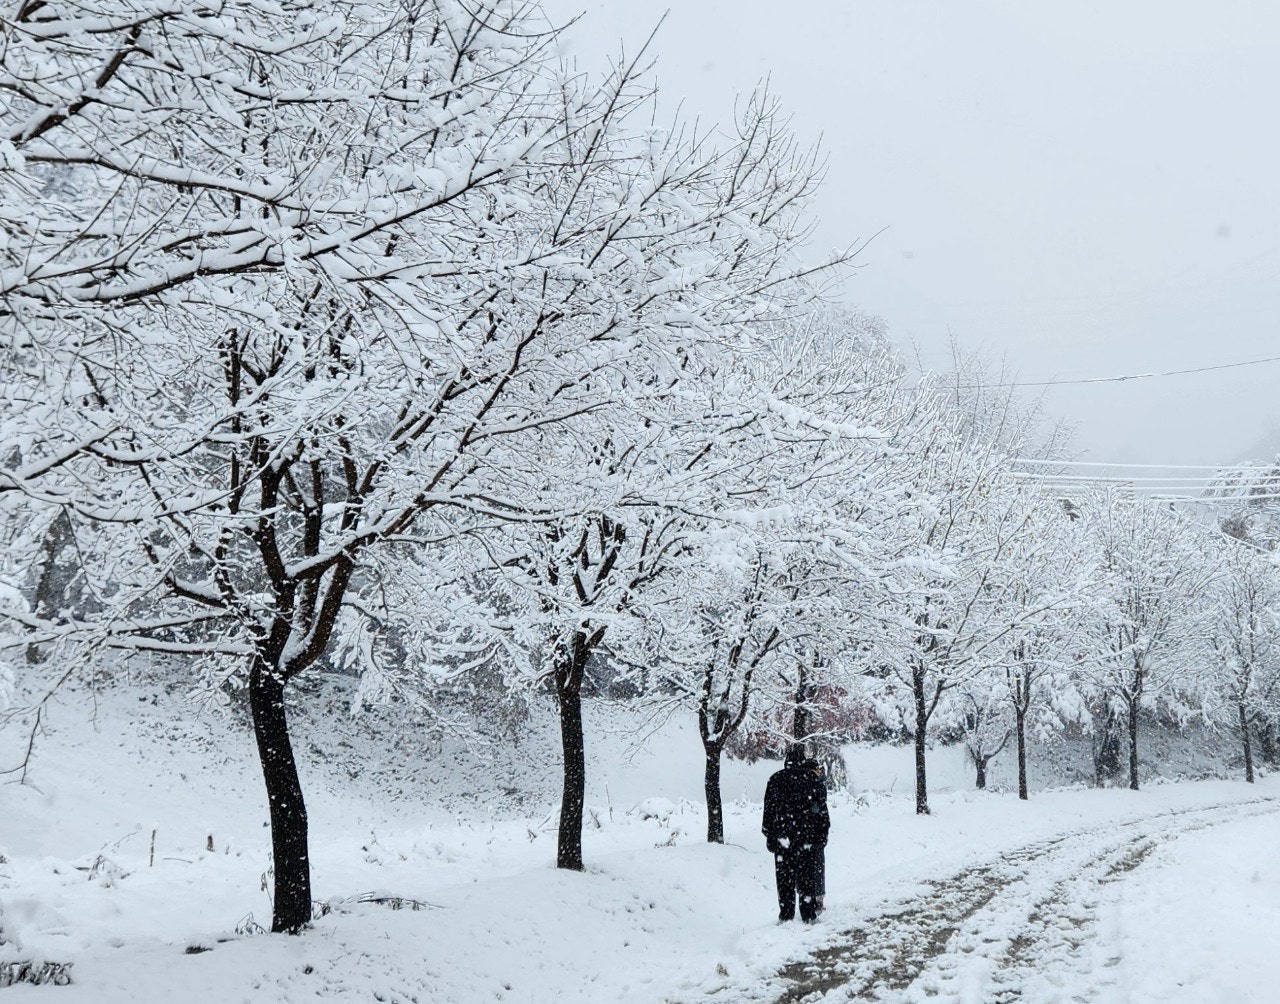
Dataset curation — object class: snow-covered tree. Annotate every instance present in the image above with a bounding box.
[927,363,1089,801]
[379,86,842,870]
[675,311,925,839]
[3,0,593,932]
[994,499,1095,799]
[869,408,1056,815]
[1200,538,1280,782]
[1075,496,1215,791]
[958,685,1012,790]
[1208,460,1280,551]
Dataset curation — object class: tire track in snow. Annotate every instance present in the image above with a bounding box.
[714,796,1280,1004]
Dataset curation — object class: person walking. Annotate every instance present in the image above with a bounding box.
[762,747,829,923]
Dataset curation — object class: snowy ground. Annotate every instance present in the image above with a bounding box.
[1,682,1275,1002]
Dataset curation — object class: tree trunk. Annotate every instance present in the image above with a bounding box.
[974,756,988,790]
[1257,720,1279,767]
[913,669,930,815]
[792,663,809,744]
[556,651,586,871]
[1093,707,1122,787]
[28,511,85,663]
[1239,702,1255,784]
[249,661,311,933]
[1015,705,1028,801]
[704,743,725,843]
[1127,699,1140,791]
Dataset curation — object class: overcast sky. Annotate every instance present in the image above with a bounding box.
[546,1,1280,466]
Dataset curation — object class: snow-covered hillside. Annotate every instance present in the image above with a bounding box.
[2,682,1276,1002]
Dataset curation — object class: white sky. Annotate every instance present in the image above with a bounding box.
[546,1,1280,465]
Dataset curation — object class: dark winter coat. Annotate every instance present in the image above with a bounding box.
[761,764,829,854]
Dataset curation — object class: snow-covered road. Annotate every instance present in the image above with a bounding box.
[720,797,1280,1003]
[1112,808,1280,1004]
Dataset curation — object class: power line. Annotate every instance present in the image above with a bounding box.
[949,352,1280,390]
[1014,478,1280,490]
[1013,474,1227,484]
[1034,481,1244,489]
[1152,492,1280,504]
[1011,459,1274,471]
[1017,484,1280,504]
[1008,455,1280,508]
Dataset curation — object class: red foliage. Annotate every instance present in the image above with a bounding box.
[726,685,880,763]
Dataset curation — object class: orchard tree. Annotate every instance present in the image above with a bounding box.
[947,499,1091,797]
[998,499,1095,799]
[689,552,789,843]
[401,85,846,871]
[872,413,1054,815]
[2,0,576,929]
[678,312,919,840]
[1076,496,1214,791]
[957,684,1011,790]
[6,0,585,931]
[929,356,1087,800]
[1201,539,1280,782]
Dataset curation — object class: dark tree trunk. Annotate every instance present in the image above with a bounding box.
[913,668,930,815]
[792,663,809,744]
[27,512,65,663]
[1239,702,1255,784]
[974,756,988,790]
[28,511,97,663]
[1093,707,1122,787]
[1127,698,1140,791]
[1257,720,1280,767]
[704,743,724,843]
[556,670,586,871]
[249,661,311,933]
[554,631,594,872]
[1015,705,1028,801]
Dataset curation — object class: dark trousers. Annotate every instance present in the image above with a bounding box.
[774,844,822,922]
